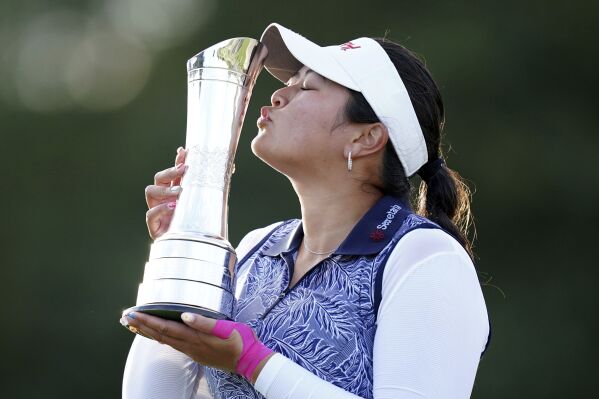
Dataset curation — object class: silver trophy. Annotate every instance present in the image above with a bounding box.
[124,38,266,323]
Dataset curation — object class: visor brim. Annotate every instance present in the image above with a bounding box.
[260,23,359,90]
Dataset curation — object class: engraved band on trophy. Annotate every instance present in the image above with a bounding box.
[123,38,266,323]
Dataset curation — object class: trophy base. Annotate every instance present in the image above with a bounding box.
[123,302,232,340]
[124,302,232,322]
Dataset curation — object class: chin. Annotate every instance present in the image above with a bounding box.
[251,135,274,164]
[250,136,294,176]
[250,132,266,157]
[251,134,273,165]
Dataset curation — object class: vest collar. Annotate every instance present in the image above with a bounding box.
[261,195,411,257]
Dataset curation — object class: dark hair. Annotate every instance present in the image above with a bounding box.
[344,38,475,258]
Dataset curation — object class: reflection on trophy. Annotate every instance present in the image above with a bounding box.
[123,37,265,323]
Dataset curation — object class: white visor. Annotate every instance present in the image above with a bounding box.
[260,23,428,177]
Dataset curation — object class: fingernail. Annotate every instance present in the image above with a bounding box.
[127,312,137,320]
[169,186,182,193]
[167,202,176,209]
[181,312,195,323]
[120,317,129,327]
[177,147,184,153]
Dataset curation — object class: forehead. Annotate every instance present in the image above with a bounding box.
[296,65,311,75]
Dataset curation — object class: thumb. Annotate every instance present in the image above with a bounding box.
[181,312,216,334]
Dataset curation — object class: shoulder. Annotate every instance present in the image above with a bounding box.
[234,220,297,260]
[380,228,486,319]
[383,228,478,290]
[389,227,472,272]
[235,221,284,255]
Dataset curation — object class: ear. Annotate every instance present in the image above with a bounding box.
[344,123,389,158]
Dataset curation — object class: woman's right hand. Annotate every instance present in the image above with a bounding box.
[145,147,187,240]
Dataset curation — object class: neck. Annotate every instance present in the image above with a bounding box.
[291,179,382,253]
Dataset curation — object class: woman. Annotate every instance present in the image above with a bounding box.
[121,23,491,399]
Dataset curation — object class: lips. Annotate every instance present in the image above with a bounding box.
[257,106,272,128]
[260,107,270,119]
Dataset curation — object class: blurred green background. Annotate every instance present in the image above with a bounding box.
[1,0,597,397]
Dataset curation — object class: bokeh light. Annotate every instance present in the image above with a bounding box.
[4,0,215,113]
[65,27,151,111]
[104,0,215,51]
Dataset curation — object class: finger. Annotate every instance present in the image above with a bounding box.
[145,184,182,209]
[179,313,235,349]
[173,148,187,187]
[132,322,186,350]
[125,312,195,345]
[146,202,176,240]
[175,147,187,166]
[119,318,152,340]
[181,313,217,335]
[154,163,187,187]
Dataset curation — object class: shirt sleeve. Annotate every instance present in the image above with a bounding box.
[122,335,204,399]
[255,228,490,399]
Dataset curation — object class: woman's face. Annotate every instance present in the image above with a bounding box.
[251,66,352,179]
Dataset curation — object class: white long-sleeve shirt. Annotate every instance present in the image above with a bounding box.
[123,226,490,399]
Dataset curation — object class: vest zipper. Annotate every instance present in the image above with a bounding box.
[259,288,289,320]
[258,257,332,320]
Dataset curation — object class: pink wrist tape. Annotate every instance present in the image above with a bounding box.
[211,319,273,380]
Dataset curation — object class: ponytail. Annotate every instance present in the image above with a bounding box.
[417,162,475,258]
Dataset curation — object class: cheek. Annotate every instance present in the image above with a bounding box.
[284,101,339,140]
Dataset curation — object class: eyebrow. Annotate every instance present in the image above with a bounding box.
[287,69,318,86]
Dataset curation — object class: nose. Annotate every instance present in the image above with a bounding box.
[270,86,289,108]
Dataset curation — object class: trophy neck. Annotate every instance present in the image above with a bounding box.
[165,38,265,243]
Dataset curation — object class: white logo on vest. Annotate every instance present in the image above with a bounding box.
[376,205,402,230]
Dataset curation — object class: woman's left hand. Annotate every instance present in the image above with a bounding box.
[121,312,242,374]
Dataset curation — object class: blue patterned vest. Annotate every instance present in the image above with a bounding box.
[204,195,491,398]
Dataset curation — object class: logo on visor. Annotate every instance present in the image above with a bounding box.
[340,41,361,51]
